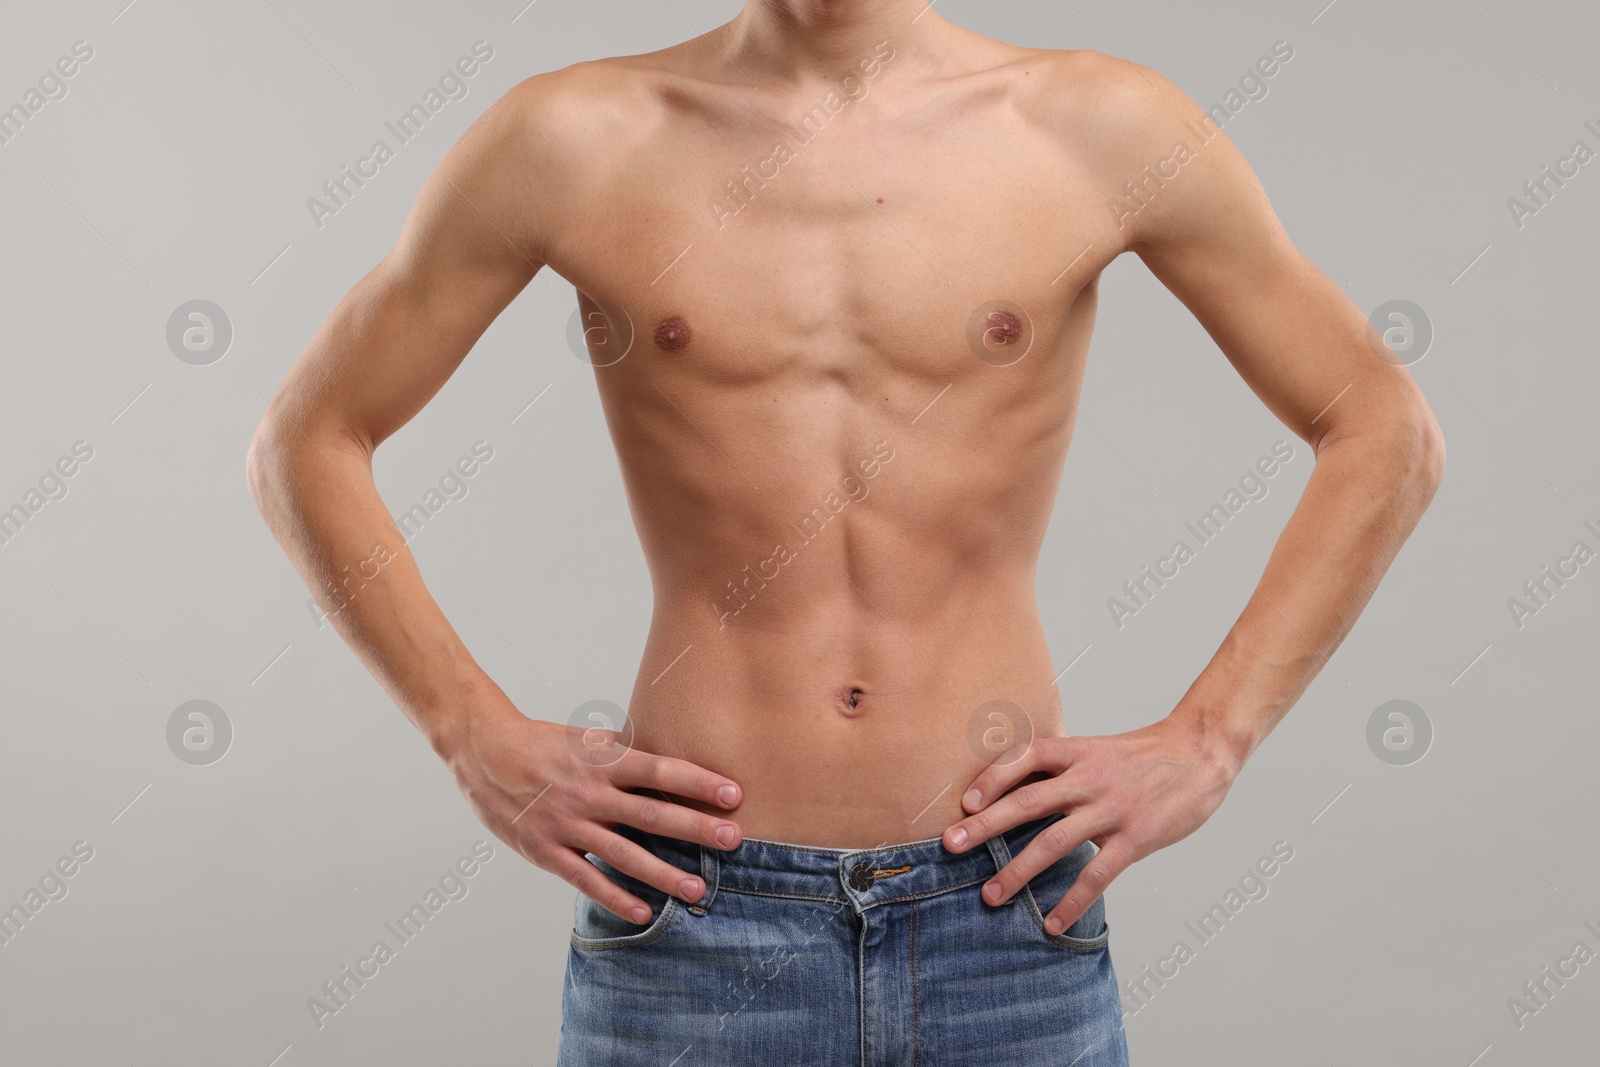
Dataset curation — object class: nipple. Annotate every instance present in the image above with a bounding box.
[965,299,1033,366]
[985,310,1023,345]
[654,315,692,351]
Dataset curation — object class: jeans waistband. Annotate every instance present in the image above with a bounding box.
[624,814,1064,915]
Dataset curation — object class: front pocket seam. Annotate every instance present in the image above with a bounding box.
[570,895,680,952]
[1019,883,1110,952]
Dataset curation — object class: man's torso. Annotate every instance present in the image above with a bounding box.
[521,35,1139,846]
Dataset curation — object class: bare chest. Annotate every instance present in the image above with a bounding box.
[544,89,1123,393]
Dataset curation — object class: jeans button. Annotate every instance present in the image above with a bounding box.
[848,862,874,892]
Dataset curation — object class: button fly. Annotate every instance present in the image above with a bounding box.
[848,861,875,892]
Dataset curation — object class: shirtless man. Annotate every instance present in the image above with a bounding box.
[247,2,1444,1063]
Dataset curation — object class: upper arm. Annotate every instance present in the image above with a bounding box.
[1081,57,1437,454]
[264,76,556,452]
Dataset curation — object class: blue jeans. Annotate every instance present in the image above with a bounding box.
[558,814,1130,1065]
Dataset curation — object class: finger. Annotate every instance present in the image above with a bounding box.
[945,775,1074,853]
[963,735,1077,813]
[581,827,708,906]
[548,847,657,925]
[610,751,742,809]
[979,813,1096,907]
[603,791,743,850]
[1042,838,1129,935]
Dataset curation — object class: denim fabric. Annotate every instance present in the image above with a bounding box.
[558,813,1129,1065]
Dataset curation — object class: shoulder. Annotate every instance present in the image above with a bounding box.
[1021,50,1267,248]
[492,57,669,165]
[1021,49,1197,157]
[448,56,677,257]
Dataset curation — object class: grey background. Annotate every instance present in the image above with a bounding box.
[1,0,1595,1064]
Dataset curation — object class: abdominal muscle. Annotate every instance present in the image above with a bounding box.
[623,580,1065,850]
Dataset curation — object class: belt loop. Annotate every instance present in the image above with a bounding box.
[689,843,719,915]
[985,829,1012,877]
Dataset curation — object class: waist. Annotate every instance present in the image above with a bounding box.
[634,591,1058,708]
[624,603,1064,847]
[627,686,1061,849]
[620,813,1067,908]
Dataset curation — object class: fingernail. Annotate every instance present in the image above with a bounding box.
[964,788,982,809]
[718,784,739,807]
[948,827,968,849]
[1045,915,1065,935]
[983,882,1002,904]
[680,878,700,900]
[631,905,651,924]
[715,824,737,848]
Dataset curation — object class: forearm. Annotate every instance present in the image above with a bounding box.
[1170,416,1445,775]
[246,421,504,755]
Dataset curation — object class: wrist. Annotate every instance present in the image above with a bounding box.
[417,673,515,763]
[1167,700,1258,781]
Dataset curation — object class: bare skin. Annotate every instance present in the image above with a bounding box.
[248,0,1443,935]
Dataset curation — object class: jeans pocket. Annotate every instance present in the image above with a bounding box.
[1017,837,1111,952]
[569,855,680,951]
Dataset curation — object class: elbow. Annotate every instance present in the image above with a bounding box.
[245,415,288,521]
[1388,406,1446,514]
[1422,418,1445,493]
[1315,401,1445,499]
[1409,404,1446,497]
[246,409,372,523]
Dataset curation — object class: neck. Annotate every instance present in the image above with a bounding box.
[718,0,951,82]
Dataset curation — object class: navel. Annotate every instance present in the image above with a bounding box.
[654,315,692,351]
